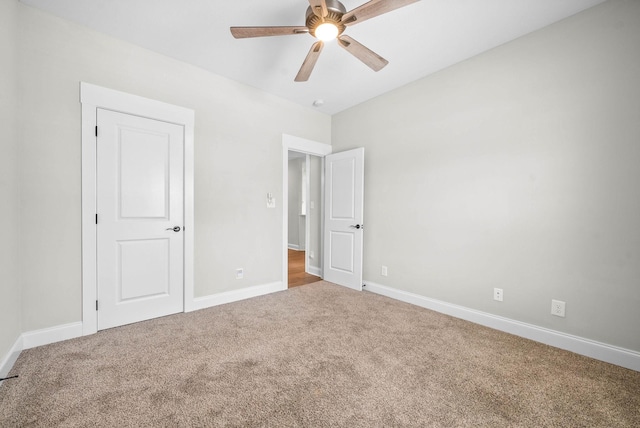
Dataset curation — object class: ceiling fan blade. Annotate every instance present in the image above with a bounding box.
[338,35,388,71]
[342,0,419,27]
[230,26,309,39]
[308,0,329,18]
[295,41,324,82]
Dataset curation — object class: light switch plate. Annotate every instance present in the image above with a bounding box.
[266,193,275,208]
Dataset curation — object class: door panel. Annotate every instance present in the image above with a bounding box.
[119,129,170,219]
[118,239,170,300]
[97,108,184,330]
[329,231,354,273]
[323,148,364,290]
[330,158,356,219]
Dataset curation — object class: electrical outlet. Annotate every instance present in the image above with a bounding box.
[381,266,388,277]
[236,268,244,280]
[551,299,566,317]
[493,288,503,302]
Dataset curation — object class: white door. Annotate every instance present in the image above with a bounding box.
[323,148,364,290]
[96,108,184,330]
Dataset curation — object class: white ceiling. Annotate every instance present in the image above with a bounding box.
[20,0,606,115]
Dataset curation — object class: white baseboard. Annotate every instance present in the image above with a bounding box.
[1,322,83,383]
[0,335,23,383]
[288,244,300,250]
[2,283,285,365]
[307,265,322,277]
[21,322,83,350]
[364,281,640,372]
[190,281,284,312]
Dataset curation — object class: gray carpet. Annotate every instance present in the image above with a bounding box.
[1,282,639,427]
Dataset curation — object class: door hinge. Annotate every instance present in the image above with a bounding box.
[96,300,98,311]
[95,214,98,224]
[95,126,98,137]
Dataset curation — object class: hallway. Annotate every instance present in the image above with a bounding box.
[288,249,321,288]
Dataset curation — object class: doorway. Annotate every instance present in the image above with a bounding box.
[282,135,365,292]
[281,135,332,290]
[287,151,322,287]
[81,82,195,336]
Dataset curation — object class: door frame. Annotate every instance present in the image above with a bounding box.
[282,134,332,289]
[80,82,195,335]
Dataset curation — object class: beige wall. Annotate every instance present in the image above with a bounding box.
[0,0,21,363]
[332,0,640,351]
[17,3,330,332]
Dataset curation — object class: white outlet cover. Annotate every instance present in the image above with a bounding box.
[236,268,244,279]
[551,299,566,317]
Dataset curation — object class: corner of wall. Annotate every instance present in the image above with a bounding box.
[0,336,23,381]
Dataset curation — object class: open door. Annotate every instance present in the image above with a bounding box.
[323,148,364,291]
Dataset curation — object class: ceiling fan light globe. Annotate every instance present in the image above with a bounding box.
[315,23,339,41]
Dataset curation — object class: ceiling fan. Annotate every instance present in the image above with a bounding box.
[230,0,420,82]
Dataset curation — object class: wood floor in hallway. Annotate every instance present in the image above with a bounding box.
[288,249,322,288]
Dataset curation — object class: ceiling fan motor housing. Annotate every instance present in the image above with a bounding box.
[306,0,347,38]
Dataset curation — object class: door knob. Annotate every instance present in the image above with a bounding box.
[350,224,363,229]
[166,226,181,232]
